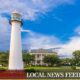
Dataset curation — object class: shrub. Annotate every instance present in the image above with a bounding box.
[71,66,76,70]
[25,68,37,73]
[0,67,6,70]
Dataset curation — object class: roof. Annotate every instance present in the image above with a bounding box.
[12,10,19,14]
[30,48,56,53]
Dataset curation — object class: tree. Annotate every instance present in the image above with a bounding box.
[43,54,60,66]
[0,52,9,66]
[72,50,80,66]
[60,58,72,66]
[23,53,35,66]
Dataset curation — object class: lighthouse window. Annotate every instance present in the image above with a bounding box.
[12,16,21,21]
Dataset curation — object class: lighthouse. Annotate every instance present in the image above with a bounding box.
[9,11,23,70]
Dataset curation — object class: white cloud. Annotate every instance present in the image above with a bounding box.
[74,26,80,35]
[0,0,76,54]
[58,36,80,57]
[0,0,75,20]
[21,29,31,33]
[0,16,10,51]
[22,28,80,58]
[58,25,80,56]
[22,31,62,50]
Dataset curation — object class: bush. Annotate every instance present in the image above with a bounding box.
[25,68,37,73]
[0,67,6,70]
[71,66,76,70]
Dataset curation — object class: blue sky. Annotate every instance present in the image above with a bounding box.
[0,0,80,57]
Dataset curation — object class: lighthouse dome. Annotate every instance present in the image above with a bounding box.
[11,10,22,21]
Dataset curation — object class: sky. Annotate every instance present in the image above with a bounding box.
[0,0,80,57]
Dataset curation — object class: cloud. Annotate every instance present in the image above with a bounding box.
[57,26,80,57]
[58,36,80,57]
[22,27,80,58]
[1,25,80,58]
[0,0,75,20]
[22,31,62,50]
[53,15,63,22]
[21,29,31,33]
[0,0,76,55]
[0,16,10,51]
[74,26,80,35]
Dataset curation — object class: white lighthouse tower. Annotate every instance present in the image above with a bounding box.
[9,11,23,70]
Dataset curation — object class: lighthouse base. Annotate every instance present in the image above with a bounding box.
[0,70,26,79]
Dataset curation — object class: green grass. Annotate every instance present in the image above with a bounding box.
[25,66,71,69]
[0,66,72,69]
[25,66,72,71]
[0,66,7,70]
[0,66,72,71]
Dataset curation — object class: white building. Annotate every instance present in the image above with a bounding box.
[30,49,57,66]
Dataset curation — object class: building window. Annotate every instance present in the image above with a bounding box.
[37,60,40,64]
[37,54,40,58]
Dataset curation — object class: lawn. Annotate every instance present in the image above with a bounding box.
[0,66,73,71]
[25,66,72,70]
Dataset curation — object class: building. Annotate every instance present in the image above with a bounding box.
[30,49,57,66]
